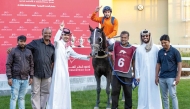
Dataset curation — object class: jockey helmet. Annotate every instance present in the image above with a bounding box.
[103,6,112,13]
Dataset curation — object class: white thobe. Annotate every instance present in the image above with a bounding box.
[46,30,89,109]
[135,43,162,109]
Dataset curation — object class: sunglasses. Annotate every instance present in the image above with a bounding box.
[142,35,149,38]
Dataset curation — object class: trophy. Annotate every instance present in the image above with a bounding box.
[71,34,76,47]
[78,36,84,47]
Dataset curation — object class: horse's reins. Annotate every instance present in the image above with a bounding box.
[107,56,139,89]
[91,28,108,58]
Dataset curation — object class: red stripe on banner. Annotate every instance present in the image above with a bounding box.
[0,0,99,76]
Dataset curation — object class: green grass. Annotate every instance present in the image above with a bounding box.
[0,79,190,109]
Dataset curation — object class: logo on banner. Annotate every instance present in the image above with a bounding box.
[35,3,55,8]
[26,33,35,38]
[17,4,36,7]
[74,13,83,18]
[81,34,87,36]
[67,20,76,24]
[32,12,42,16]
[9,33,17,38]
[17,11,27,16]
[69,57,76,63]
[1,11,12,16]
[87,14,92,18]
[80,20,89,25]
[1,41,12,46]
[39,19,49,24]
[46,12,56,17]
[60,13,70,17]
[9,18,20,23]
[0,19,4,23]
[1,26,12,31]
[48,0,54,3]
[81,34,88,39]
[74,27,83,31]
[49,26,56,31]
[24,19,34,23]
[81,34,90,46]
[36,0,48,3]
[0,34,4,38]
[17,26,27,31]
[32,26,41,31]
[53,19,61,24]
[80,34,88,39]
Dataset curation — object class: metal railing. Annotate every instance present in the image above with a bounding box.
[160,45,190,72]
[133,45,190,71]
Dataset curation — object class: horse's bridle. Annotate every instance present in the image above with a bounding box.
[91,28,108,58]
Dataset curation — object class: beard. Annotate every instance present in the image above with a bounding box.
[104,14,111,18]
[19,45,25,48]
[121,41,128,46]
[142,39,150,43]
[43,36,51,41]
[105,15,110,18]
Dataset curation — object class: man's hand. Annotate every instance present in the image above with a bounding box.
[87,55,92,58]
[29,78,33,85]
[175,76,180,85]
[60,21,65,31]
[8,79,12,86]
[108,52,113,56]
[155,77,159,85]
[7,47,13,54]
[136,78,140,82]
[95,6,102,12]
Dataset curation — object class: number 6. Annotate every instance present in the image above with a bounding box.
[118,58,125,67]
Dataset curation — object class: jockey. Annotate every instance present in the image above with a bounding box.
[91,6,118,45]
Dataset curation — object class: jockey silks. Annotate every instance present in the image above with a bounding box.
[91,12,118,39]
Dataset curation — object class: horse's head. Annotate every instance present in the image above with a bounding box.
[88,25,107,57]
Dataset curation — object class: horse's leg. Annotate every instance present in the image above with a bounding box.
[94,75,101,109]
[106,74,111,109]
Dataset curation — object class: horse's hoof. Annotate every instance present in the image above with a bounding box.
[94,107,99,109]
[106,108,111,109]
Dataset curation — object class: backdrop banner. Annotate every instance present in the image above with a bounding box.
[0,0,99,76]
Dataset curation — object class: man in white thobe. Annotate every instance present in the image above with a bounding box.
[46,22,91,109]
[135,29,162,109]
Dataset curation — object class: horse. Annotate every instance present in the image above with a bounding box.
[88,25,112,109]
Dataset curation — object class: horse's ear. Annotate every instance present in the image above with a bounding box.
[100,26,104,32]
[89,25,94,32]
